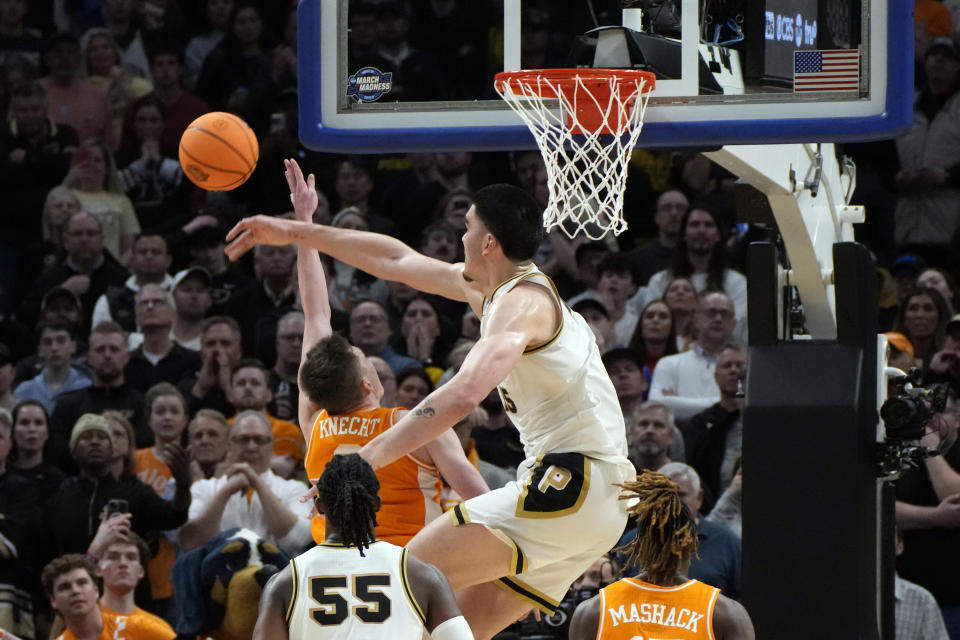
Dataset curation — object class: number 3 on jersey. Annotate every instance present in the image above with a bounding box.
[309,574,391,626]
[499,386,518,413]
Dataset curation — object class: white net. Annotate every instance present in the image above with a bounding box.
[495,70,654,240]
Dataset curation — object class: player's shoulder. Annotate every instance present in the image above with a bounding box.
[712,592,755,640]
[128,607,176,638]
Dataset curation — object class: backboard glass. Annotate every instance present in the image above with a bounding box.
[298,0,912,153]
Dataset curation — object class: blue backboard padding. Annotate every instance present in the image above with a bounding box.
[298,0,912,153]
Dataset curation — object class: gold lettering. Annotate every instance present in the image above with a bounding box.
[537,465,572,493]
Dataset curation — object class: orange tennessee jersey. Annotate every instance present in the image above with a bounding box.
[596,577,719,640]
[56,605,175,640]
[305,406,443,546]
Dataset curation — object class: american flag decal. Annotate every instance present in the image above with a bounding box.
[794,49,860,92]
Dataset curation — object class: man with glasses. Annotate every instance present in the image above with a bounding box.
[178,410,313,555]
[268,311,304,422]
[125,284,201,393]
[650,292,738,422]
[349,299,419,375]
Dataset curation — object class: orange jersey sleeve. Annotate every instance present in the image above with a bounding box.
[133,449,176,600]
[305,406,443,546]
[596,577,719,640]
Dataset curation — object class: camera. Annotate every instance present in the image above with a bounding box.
[880,369,947,441]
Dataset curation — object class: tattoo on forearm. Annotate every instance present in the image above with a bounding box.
[413,397,436,418]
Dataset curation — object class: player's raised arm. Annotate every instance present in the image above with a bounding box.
[225,200,472,305]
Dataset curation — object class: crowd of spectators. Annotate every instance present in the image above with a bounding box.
[0,0,959,639]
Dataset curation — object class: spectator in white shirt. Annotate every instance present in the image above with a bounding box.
[178,410,312,555]
[894,525,950,640]
[649,292,737,421]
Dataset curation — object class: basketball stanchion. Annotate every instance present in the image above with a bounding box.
[494,69,655,240]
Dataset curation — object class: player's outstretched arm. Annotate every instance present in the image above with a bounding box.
[405,549,474,639]
[225,208,471,305]
[424,429,490,500]
[713,593,756,640]
[252,566,292,640]
[569,594,602,640]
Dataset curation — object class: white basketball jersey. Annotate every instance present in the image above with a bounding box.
[286,541,426,640]
[481,267,629,463]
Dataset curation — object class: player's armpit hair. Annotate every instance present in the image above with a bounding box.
[616,471,699,583]
[430,616,473,640]
[318,454,380,555]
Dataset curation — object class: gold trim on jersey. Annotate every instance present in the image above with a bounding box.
[483,265,538,311]
[450,503,472,526]
[515,454,591,519]
[516,271,565,354]
[285,558,299,625]
[495,576,561,615]
[399,548,427,626]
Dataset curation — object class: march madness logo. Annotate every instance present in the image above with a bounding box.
[347,67,393,103]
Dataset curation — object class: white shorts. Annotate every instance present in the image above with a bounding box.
[449,452,635,613]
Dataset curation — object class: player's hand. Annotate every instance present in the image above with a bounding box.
[299,483,320,518]
[225,215,296,261]
[284,158,318,222]
[223,467,252,495]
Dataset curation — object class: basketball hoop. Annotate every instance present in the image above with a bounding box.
[494,69,655,239]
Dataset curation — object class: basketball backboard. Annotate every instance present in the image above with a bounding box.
[298,0,912,153]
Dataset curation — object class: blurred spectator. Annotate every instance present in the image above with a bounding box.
[393,296,456,383]
[63,138,140,261]
[125,284,202,393]
[891,254,926,305]
[673,153,737,225]
[91,232,174,335]
[38,32,114,146]
[573,299,615,354]
[369,355,397,407]
[20,186,82,293]
[228,244,295,357]
[0,81,78,247]
[243,7,298,132]
[596,253,640,348]
[179,316,244,415]
[625,401,676,472]
[419,221,461,264]
[408,0,490,99]
[682,344,747,511]
[96,533,176,637]
[371,1,448,101]
[13,318,91,413]
[51,322,147,468]
[926,317,960,389]
[14,286,87,386]
[0,405,40,640]
[893,524,951,640]
[185,224,254,314]
[0,0,42,66]
[103,410,136,479]
[145,42,211,152]
[895,38,960,260]
[444,407,514,508]
[268,310,302,422]
[80,28,152,148]
[895,389,960,636]
[226,359,303,478]
[706,462,743,538]
[0,344,14,410]
[603,348,648,418]
[99,0,151,78]
[649,292,737,422]
[641,204,747,329]
[378,152,446,245]
[8,400,66,501]
[349,300,419,375]
[470,390,524,471]
[566,241,609,307]
[178,410,313,555]
[170,267,213,352]
[917,267,960,314]
[894,287,949,366]
[395,366,433,410]
[184,0,233,90]
[40,413,189,565]
[195,2,269,111]
[0,51,36,118]
[915,0,953,64]
[627,300,679,380]
[626,189,689,286]
[116,95,188,230]
[19,211,127,336]
[886,332,919,374]
[325,209,391,313]
[662,276,699,351]
[333,157,396,236]
[187,409,228,480]
[346,0,379,70]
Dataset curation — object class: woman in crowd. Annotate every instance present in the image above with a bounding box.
[62,138,139,262]
[895,287,950,367]
[395,367,434,409]
[917,266,960,315]
[662,276,699,351]
[21,186,82,290]
[195,2,270,111]
[628,300,679,383]
[135,383,189,495]
[394,296,457,384]
[326,208,390,311]
[7,401,66,502]
[104,410,138,480]
[184,0,235,90]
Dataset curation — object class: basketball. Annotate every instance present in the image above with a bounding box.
[179,112,259,191]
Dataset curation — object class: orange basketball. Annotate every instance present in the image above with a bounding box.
[179,112,259,191]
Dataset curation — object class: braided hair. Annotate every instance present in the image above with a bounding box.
[617,471,699,584]
[317,454,380,556]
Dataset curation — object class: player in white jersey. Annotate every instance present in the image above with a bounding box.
[253,454,472,640]
[228,161,635,639]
